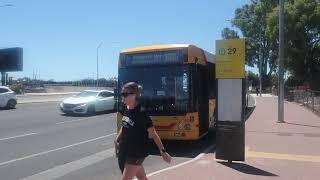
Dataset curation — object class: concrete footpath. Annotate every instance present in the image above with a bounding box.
[149,96,320,180]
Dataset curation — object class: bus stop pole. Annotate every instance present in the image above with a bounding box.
[215,39,246,162]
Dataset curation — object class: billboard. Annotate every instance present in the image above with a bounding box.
[0,48,23,72]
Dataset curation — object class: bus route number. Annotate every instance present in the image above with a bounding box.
[218,47,237,56]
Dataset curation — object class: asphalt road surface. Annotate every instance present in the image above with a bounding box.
[0,102,215,180]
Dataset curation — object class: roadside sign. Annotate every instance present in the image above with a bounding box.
[216,39,245,79]
[215,39,246,162]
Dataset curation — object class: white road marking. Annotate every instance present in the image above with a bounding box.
[0,133,116,167]
[56,117,93,124]
[250,93,274,98]
[21,148,115,180]
[146,144,216,178]
[0,133,38,141]
[100,142,112,146]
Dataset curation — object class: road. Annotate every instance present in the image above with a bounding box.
[0,102,215,180]
[17,94,76,104]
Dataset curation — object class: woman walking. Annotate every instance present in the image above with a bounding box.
[115,82,172,180]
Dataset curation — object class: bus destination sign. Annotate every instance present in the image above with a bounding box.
[120,50,185,67]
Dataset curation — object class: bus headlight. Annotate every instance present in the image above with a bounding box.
[177,123,191,130]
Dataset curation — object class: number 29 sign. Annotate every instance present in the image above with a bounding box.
[215,39,245,79]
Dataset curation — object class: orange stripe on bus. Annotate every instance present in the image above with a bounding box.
[154,123,177,130]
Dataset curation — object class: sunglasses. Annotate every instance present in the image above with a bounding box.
[121,92,134,97]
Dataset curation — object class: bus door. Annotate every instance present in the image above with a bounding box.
[195,65,209,136]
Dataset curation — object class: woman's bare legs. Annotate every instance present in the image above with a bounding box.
[136,165,148,180]
[121,163,141,180]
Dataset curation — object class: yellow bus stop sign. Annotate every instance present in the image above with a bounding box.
[216,39,245,79]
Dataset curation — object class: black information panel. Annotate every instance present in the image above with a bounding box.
[215,122,245,161]
[0,48,23,72]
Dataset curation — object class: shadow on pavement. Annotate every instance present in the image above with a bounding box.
[218,162,278,177]
[0,108,16,111]
[245,106,256,122]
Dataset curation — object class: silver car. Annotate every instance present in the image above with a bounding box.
[0,86,17,109]
[60,90,115,114]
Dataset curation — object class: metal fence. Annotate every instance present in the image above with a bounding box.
[286,88,320,114]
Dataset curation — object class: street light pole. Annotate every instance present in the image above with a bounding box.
[96,42,103,88]
[278,0,285,123]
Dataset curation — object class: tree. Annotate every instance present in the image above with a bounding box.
[247,71,259,87]
[267,0,320,89]
[285,75,301,87]
[98,78,107,87]
[221,28,239,39]
[231,0,278,82]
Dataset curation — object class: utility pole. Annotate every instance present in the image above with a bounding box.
[259,47,262,97]
[278,0,285,123]
[96,42,103,88]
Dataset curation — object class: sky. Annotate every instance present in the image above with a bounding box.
[0,0,255,81]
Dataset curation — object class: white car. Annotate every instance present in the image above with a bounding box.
[60,90,115,114]
[0,86,17,109]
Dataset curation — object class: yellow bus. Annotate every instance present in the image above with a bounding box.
[116,44,216,140]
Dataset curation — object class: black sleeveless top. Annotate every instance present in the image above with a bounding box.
[118,105,153,158]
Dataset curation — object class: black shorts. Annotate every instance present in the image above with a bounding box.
[118,156,145,173]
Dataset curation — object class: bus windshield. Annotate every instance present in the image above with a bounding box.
[118,66,190,115]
